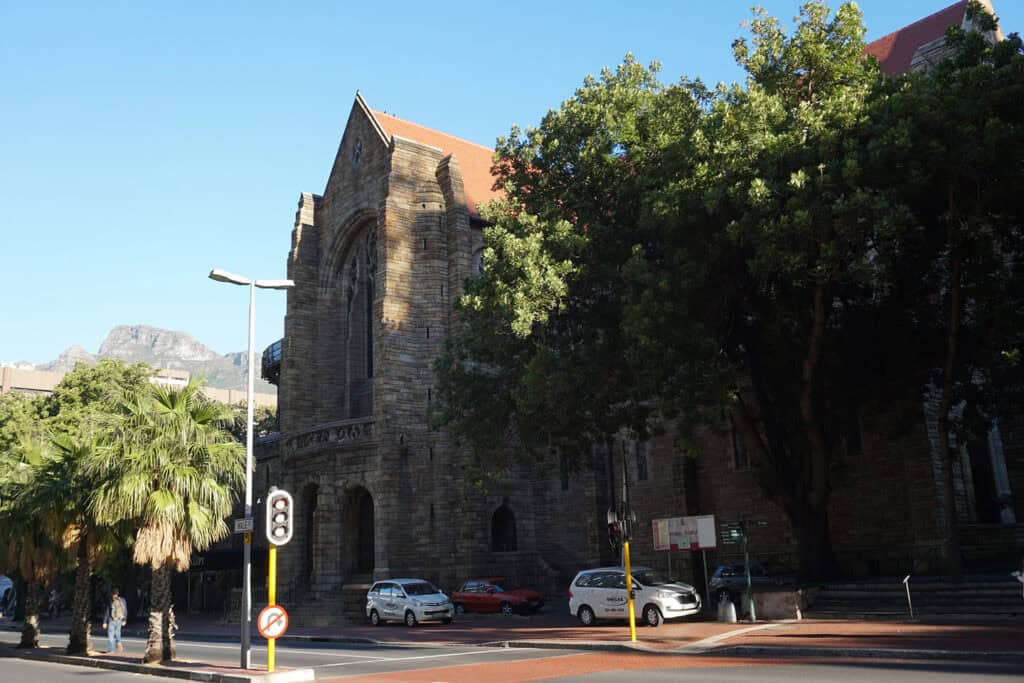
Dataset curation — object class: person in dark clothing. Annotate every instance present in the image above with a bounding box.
[103,588,128,653]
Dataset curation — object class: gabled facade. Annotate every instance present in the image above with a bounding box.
[258,95,611,615]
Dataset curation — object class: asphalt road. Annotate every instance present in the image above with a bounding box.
[0,657,182,682]
[3,631,1022,682]
[0,629,582,679]
[534,659,1024,683]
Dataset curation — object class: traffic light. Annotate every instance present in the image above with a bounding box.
[265,488,294,546]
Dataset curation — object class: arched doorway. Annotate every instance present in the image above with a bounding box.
[491,505,517,552]
[343,487,375,576]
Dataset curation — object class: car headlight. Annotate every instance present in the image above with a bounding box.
[655,590,677,599]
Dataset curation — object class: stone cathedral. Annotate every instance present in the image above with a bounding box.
[254,95,616,620]
[246,0,1022,624]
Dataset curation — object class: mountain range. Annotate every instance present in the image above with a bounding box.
[7,325,274,393]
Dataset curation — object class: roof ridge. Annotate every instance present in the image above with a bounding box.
[372,109,495,154]
[866,0,965,46]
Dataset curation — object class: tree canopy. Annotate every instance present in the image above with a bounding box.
[436,1,1024,577]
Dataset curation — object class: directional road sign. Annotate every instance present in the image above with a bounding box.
[257,604,289,640]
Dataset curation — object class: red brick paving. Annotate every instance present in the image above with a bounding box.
[319,653,789,683]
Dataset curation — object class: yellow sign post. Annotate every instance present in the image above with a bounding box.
[267,545,277,672]
[623,540,637,642]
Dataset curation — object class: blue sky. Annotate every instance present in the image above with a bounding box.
[2,1,1021,364]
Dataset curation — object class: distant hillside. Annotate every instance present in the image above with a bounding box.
[33,324,274,393]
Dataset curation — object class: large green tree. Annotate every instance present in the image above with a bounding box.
[870,4,1024,573]
[89,378,243,663]
[436,55,707,487]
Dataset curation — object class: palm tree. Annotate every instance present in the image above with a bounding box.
[89,379,243,663]
[26,434,120,655]
[0,437,66,649]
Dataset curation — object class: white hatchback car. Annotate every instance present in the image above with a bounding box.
[569,566,702,627]
[366,579,454,626]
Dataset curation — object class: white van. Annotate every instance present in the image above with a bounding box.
[568,566,702,627]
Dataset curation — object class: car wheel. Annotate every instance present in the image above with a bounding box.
[500,601,514,616]
[404,610,418,627]
[369,609,381,626]
[643,605,662,627]
[577,605,596,626]
[454,602,466,615]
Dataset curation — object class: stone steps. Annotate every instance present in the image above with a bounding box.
[806,577,1024,618]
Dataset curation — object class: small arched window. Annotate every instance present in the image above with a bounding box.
[491,505,517,552]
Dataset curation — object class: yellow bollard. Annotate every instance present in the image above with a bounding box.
[623,541,637,642]
[268,545,277,672]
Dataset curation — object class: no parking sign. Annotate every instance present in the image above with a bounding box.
[257,604,289,640]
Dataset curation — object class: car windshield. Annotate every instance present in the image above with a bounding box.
[633,570,673,587]
[403,582,440,596]
[630,573,671,589]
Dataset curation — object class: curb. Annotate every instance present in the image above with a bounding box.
[715,644,1024,662]
[0,646,314,683]
[490,639,1024,662]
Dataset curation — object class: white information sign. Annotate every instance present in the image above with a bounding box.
[652,514,717,550]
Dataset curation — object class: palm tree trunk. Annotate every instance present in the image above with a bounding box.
[18,582,40,649]
[143,563,176,663]
[66,538,92,654]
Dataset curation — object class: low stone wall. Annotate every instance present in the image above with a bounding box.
[734,587,817,620]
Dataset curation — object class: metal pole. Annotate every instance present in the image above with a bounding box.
[702,549,710,608]
[624,540,637,641]
[240,282,255,669]
[268,546,277,672]
[903,574,914,619]
[743,522,756,622]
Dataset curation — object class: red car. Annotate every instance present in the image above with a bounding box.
[451,578,544,615]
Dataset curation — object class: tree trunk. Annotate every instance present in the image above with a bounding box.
[791,502,835,579]
[937,248,964,577]
[143,564,176,663]
[66,538,93,655]
[18,582,40,649]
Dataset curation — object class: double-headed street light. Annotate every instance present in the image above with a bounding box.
[208,268,293,670]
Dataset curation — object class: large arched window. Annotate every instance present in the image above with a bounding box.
[491,505,517,552]
[345,228,376,418]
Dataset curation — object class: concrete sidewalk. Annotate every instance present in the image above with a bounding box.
[0,640,313,683]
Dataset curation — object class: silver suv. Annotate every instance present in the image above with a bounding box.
[366,579,453,626]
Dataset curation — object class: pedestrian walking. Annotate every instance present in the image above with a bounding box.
[103,588,128,653]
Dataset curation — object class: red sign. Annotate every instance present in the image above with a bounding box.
[257,604,289,639]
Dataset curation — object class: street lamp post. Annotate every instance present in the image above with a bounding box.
[208,268,293,669]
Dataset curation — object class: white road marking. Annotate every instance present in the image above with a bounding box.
[680,622,780,651]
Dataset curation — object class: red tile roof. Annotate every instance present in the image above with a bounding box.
[864,1,967,75]
[372,110,502,220]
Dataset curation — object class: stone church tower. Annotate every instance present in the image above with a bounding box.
[258,94,611,615]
